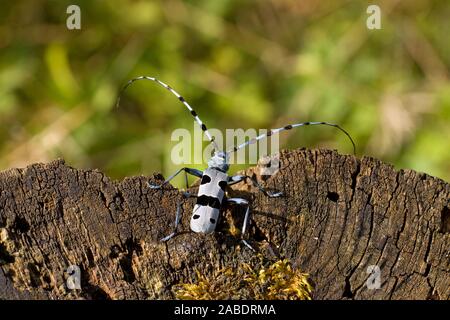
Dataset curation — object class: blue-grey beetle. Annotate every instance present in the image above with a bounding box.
[117,76,355,250]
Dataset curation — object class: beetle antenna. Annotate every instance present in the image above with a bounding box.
[227,121,356,155]
[116,76,219,151]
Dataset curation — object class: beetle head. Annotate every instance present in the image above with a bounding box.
[208,151,229,172]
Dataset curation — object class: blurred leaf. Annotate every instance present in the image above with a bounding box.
[45,43,79,104]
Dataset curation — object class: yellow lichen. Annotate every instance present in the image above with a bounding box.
[173,256,313,300]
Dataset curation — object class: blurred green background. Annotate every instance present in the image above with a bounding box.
[0,0,449,187]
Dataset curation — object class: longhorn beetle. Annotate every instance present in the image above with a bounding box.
[117,76,356,250]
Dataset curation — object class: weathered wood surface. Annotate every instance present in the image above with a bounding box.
[0,149,448,300]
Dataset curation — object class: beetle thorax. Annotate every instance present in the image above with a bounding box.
[207,151,229,172]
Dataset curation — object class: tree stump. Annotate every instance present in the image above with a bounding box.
[0,149,448,300]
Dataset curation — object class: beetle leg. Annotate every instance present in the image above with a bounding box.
[160,192,196,242]
[228,175,283,198]
[149,167,203,190]
[227,174,246,185]
[226,197,255,251]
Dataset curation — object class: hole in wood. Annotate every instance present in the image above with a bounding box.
[327,191,339,202]
[13,216,30,234]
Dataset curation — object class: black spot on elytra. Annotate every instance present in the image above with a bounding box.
[210,218,216,224]
[201,175,211,185]
[196,196,208,206]
[197,195,222,209]
[218,181,227,191]
[210,197,222,209]
[327,192,339,202]
[193,214,200,219]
